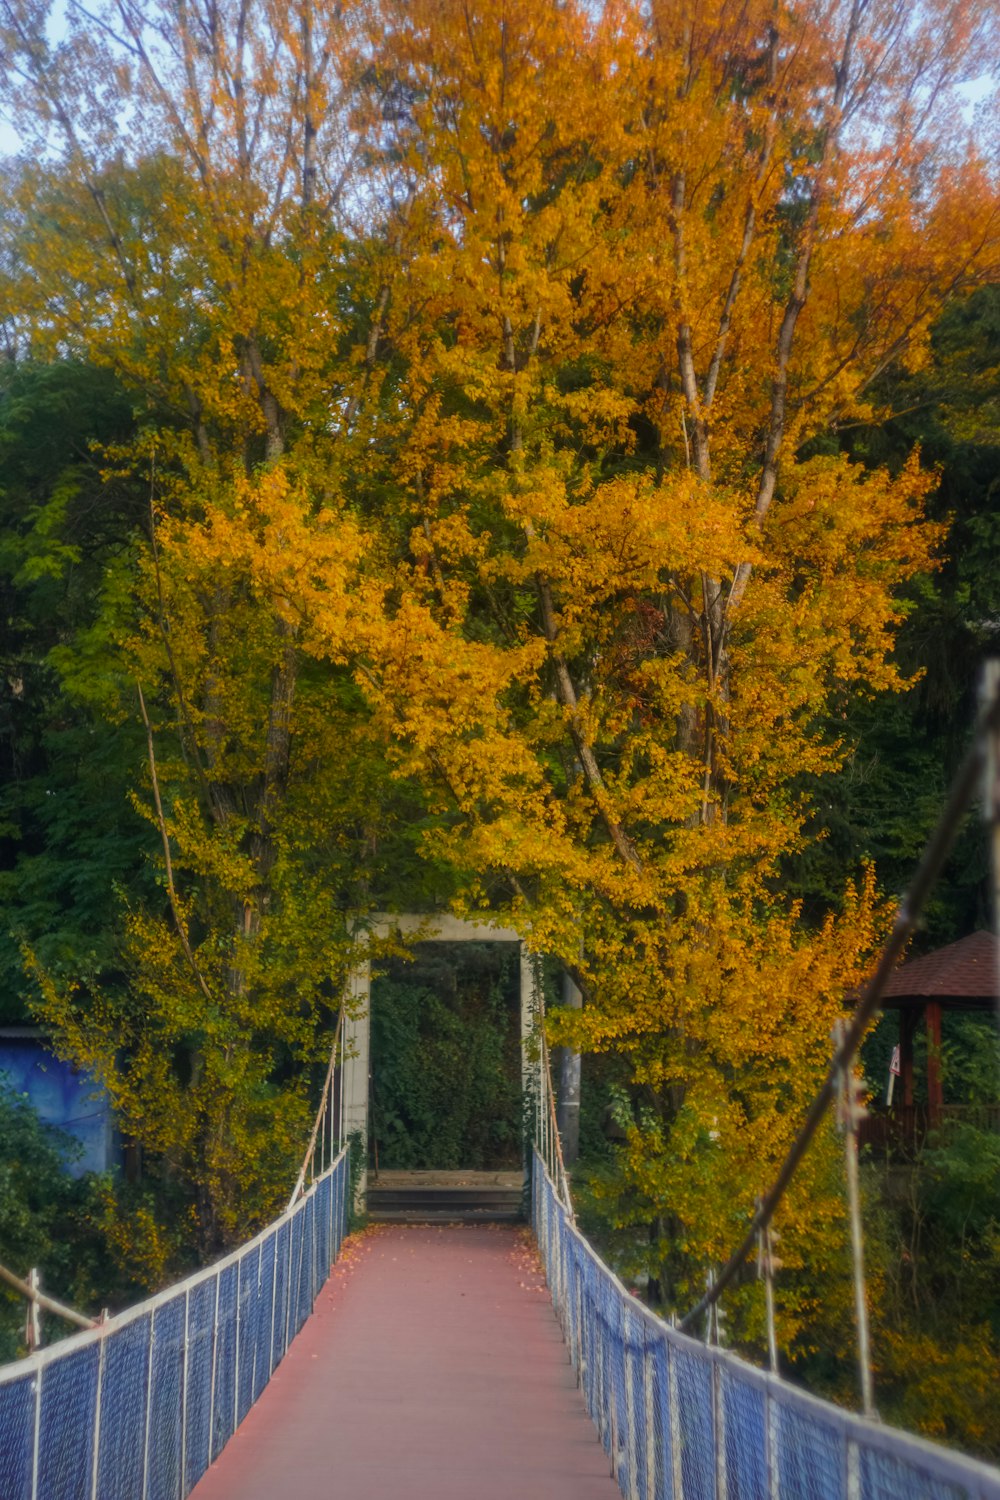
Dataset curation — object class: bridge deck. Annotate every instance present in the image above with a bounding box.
[190,1222,619,1500]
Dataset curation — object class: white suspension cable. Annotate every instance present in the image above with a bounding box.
[287,1006,345,1213]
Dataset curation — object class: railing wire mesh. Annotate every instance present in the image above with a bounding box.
[0,1149,349,1500]
[532,1150,1000,1500]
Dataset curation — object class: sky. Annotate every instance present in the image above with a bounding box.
[0,7,995,169]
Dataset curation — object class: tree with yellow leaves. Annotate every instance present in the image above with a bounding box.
[0,0,413,1250]
[2,0,998,1318]
[336,0,997,1328]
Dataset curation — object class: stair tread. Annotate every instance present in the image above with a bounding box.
[368,1170,524,1189]
[368,1209,524,1223]
[367,1187,522,1198]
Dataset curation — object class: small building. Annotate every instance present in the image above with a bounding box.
[0,1026,117,1175]
[861,930,999,1154]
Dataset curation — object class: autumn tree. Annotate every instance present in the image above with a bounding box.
[783,283,1000,936]
[290,0,996,1329]
[0,0,420,1249]
[2,0,999,1324]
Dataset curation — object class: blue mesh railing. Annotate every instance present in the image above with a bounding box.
[0,1149,349,1500]
[532,1151,1000,1500]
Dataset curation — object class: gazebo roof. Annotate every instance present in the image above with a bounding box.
[881,930,998,1006]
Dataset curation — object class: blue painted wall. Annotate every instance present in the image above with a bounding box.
[0,1037,115,1175]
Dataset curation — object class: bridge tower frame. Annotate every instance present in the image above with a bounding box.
[341,914,543,1203]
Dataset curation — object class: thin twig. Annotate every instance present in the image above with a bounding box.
[145,463,214,806]
[135,679,216,1007]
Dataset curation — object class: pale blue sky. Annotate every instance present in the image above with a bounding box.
[0,10,994,175]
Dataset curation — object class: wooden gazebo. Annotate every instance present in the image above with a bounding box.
[865,930,999,1150]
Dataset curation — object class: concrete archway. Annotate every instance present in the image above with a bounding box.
[340,915,543,1200]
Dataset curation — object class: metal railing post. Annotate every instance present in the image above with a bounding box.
[758,1209,780,1375]
[714,1357,728,1500]
[293,1209,300,1335]
[141,1310,155,1500]
[311,1192,318,1303]
[766,1387,780,1500]
[284,1220,294,1354]
[644,1333,656,1500]
[26,1268,42,1352]
[575,1263,585,1386]
[251,1241,262,1405]
[624,1318,638,1500]
[180,1287,190,1497]
[835,1020,876,1418]
[207,1273,220,1466]
[269,1224,280,1376]
[668,1344,684,1500]
[233,1255,242,1436]
[602,1309,613,1465]
[89,1325,106,1500]
[847,1435,861,1500]
[30,1365,42,1500]
[333,1160,340,1256]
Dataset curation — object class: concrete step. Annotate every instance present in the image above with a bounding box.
[368,1208,524,1224]
[366,1178,525,1224]
[368,1170,524,1188]
[369,1188,522,1208]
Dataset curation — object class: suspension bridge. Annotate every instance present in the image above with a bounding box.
[3,1136,1000,1500]
[4,690,1000,1500]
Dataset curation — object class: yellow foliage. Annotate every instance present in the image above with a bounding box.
[3,0,997,1299]
[878,1326,1000,1457]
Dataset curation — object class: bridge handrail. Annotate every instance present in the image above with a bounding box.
[532,1149,1000,1500]
[0,1148,350,1500]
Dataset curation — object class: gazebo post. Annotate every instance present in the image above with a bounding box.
[876,931,996,1156]
[899,1006,916,1110]
[925,1000,943,1127]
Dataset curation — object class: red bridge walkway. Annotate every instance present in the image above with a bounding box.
[190,1223,620,1500]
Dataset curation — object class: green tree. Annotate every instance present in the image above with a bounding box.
[0,359,155,1018]
[370,944,521,1171]
[2,0,998,1327]
[785,286,1000,941]
[0,1075,111,1360]
[0,0,412,1248]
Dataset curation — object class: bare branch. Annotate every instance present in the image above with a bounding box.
[135,679,217,1008]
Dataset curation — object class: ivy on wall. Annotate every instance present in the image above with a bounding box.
[369,944,521,1172]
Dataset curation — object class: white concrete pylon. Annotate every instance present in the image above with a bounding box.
[340,914,537,1208]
